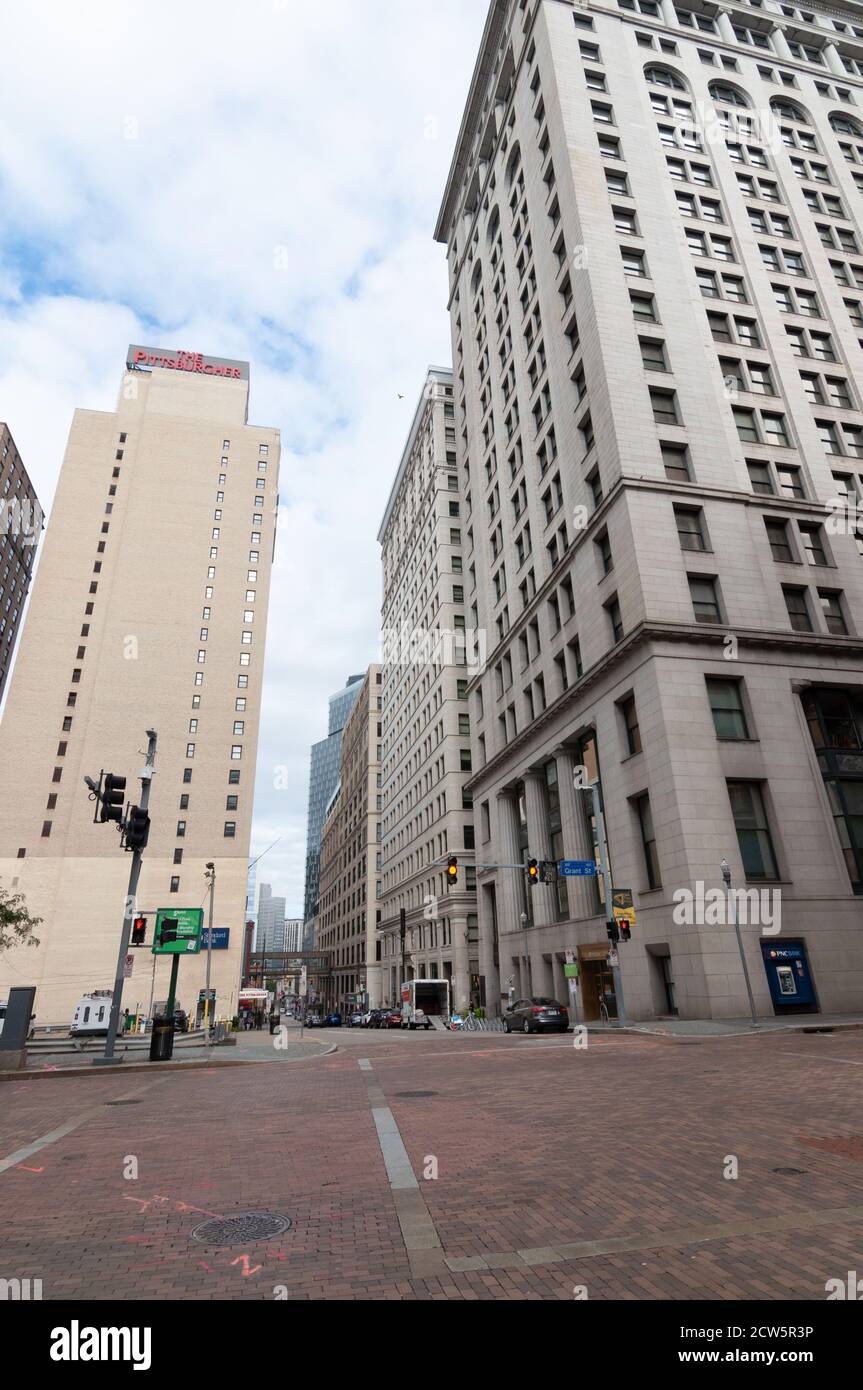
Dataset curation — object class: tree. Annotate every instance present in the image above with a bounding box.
[0,885,41,953]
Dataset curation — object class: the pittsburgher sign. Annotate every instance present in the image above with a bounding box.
[126,345,249,382]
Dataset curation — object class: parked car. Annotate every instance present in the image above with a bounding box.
[348,1011,364,1028]
[324,1011,342,1028]
[360,1009,374,1027]
[305,1013,322,1027]
[366,1009,385,1029]
[503,997,569,1034]
[380,1008,402,1030]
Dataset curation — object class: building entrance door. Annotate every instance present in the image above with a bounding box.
[578,946,618,1022]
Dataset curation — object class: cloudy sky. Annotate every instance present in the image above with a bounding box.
[0,0,487,914]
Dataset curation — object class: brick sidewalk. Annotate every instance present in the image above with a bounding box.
[1,1029,861,1299]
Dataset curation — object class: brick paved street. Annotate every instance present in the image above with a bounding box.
[2,1027,862,1300]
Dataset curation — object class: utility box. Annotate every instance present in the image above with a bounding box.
[0,987,36,1070]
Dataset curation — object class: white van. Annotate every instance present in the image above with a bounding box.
[70,993,112,1036]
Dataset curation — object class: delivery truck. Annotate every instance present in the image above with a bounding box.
[400,979,451,1030]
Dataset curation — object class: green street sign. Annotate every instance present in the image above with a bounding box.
[564,964,580,979]
[152,908,203,956]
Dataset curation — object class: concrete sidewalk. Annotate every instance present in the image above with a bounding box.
[3,1027,336,1079]
[619,1012,863,1039]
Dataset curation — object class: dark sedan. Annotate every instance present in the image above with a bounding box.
[503,997,569,1034]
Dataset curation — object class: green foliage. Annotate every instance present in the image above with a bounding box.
[0,885,41,953]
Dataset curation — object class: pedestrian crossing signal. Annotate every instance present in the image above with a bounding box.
[131,916,147,947]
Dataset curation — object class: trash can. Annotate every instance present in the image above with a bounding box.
[149,1014,175,1062]
[268,1011,281,1035]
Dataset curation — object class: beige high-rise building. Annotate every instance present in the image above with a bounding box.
[0,346,279,1025]
[378,370,479,1013]
[317,664,383,1012]
[435,0,863,1020]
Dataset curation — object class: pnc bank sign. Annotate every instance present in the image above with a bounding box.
[126,344,249,382]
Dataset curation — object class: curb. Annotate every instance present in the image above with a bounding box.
[0,1040,339,1081]
[625,1020,863,1042]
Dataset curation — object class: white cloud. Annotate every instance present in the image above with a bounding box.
[0,0,485,913]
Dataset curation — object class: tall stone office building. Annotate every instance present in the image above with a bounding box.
[378,370,478,1013]
[302,673,365,949]
[0,423,42,704]
[0,347,279,1023]
[435,0,863,1020]
[317,664,384,1012]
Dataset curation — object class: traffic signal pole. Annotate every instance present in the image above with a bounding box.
[589,781,628,1026]
[94,730,157,1066]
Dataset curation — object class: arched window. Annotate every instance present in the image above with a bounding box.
[710,81,750,108]
[830,112,863,138]
[470,262,482,298]
[486,206,501,247]
[505,143,522,189]
[770,97,810,123]
[644,64,687,90]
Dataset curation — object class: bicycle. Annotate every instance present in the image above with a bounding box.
[598,995,610,1024]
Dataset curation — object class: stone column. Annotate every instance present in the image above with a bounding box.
[497,790,528,991]
[451,904,470,1013]
[523,771,559,927]
[555,749,600,922]
[824,42,846,78]
[771,27,794,62]
[659,0,677,28]
[716,10,737,45]
[478,883,501,1016]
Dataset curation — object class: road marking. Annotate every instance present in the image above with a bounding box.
[357,1058,373,1071]
[444,1201,863,1273]
[370,1107,418,1191]
[0,1078,167,1176]
[360,1070,445,1276]
[786,1052,863,1066]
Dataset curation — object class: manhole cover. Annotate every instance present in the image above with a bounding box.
[191,1212,292,1246]
[772,1167,806,1175]
[106,1099,141,1106]
[395,1091,439,1098]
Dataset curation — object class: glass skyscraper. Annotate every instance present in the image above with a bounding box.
[302,674,365,947]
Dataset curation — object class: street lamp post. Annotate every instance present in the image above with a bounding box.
[520,911,531,995]
[721,858,759,1029]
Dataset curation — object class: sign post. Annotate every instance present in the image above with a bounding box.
[152,908,202,1023]
[564,950,580,1029]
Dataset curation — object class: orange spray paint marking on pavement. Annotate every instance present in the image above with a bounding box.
[16,1165,45,1173]
[231,1254,262,1277]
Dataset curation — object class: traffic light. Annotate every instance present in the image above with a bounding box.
[606,918,620,946]
[447,857,458,886]
[131,916,147,947]
[619,919,632,943]
[158,917,179,947]
[124,804,150,852]
[101,773,127,823]
[527,859,539,886]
